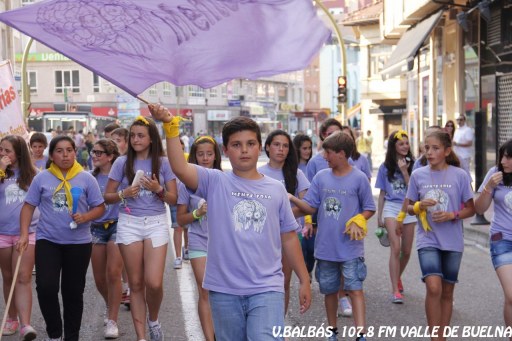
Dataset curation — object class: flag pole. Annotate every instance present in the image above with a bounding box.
[137,96,149,105]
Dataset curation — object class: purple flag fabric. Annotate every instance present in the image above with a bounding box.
[0,0,330,96]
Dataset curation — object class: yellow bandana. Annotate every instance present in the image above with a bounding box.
[413,201,432,232]
[135,115,149,125]
[394,130,408,141]
[163,116,189,138]
[195,136,216,144]
[344,214,367,240]
[48,161,84,212]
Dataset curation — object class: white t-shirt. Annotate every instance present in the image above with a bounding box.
[453,125,474,159]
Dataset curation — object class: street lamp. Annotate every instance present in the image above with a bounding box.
[313,0,347,122]
[21,37,34,120]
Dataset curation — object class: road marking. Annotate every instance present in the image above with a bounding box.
[167,205,205,341]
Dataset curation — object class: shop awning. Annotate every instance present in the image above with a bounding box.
[380,10,443,81]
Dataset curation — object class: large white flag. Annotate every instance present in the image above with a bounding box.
[0,61,29,139]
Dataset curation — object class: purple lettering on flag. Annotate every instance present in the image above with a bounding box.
[0,0,330,96]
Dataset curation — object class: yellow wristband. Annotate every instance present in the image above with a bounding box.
[304,215,312,224]
[162,116,188,138]
[413,201,422,215]
[192,209,201,220]
[0,169,5,179]
[396,211,406,222]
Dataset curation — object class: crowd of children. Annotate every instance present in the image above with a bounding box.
[0,107,511,341]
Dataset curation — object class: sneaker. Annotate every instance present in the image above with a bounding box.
[182,247,190,261]
[392,292,404,304]
[147,319,164,341]
[104,320,119,339]
[19,325,37,341]
[173,257,182,269]
[398,278,404,293]
[2,318,19,335]
[121,289,130,305]
[356,335,367,341]
[327,328,338,341]
[338,296,352,317]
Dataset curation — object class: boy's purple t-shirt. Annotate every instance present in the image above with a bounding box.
[0,169,38,235]
[406,165,473,252]
[193,165,298,295]
[303,167,376,262]
[34,157,48,170]
[178,181,208,252]
[109,156,176,217]
[353,154,372,179]
[91,173,119,223]
[258,164,310,231]
[375,163,408,203]
[478,166,512,240]
[24,170,104,244]
[413,158,426,171]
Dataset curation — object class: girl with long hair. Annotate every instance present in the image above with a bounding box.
[0,135,38,340]
[89,139,122,338]
[104,116,177,341]
[375,130,416,304]
[475,138,512,335]
[259,130,310,314]
[177,136,222,341]
[19,135,105,341]
[403,130,475,340]
[444,120,456,141]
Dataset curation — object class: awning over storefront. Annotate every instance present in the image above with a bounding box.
[380,10,443,81]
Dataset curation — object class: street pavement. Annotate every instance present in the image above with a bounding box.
[0,159,505,340]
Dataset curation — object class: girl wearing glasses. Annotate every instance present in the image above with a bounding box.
[89,139,122,339]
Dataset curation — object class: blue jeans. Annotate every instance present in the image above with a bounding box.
[209,291,284,341]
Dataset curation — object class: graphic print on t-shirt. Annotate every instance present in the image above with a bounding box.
[5,183,26,205]
[391,179,406,194]
[424,188,449,213]
[324,197,342,220]
[233,199,267,233]
[53,191,69,211]
[504,191,512,213]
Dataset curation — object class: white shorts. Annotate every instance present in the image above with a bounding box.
[117,212,170,248]
[383,200,417,225]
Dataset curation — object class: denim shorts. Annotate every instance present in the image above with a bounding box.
[315,258,367,294]
[91,221,117,244]
[418,247,462,283]
[170,205,179,228]
[490,239,512,270]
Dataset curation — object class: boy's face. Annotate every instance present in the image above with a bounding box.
[223,130,261,172]
[323,149,345,169]
[31,142,46,158]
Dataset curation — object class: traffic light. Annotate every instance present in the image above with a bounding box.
[337,76,347,104]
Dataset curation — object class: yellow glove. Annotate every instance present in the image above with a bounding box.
[162,116,189,138]
[413,201,432,232]
[344,214,367,240]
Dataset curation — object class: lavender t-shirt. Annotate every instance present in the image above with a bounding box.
[258,164,310,231]
[406,166,473,252]
[478,166,512,240]
[34,157,48,171]
[352,154,372,179]
[178,181,208,252]
[375,164,408,203]
[194,165,298,295]
[0,169,38,235]
[92,173,119,223]
[303,168,376,262]
[25,170,104,244]
[109,156,176,217]
[298,162,308,176]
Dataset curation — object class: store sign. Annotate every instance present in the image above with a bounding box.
[15,52,70,63]
[207,110,231,121]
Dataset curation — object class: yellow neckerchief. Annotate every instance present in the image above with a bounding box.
[48,161,84,212]
[413,201,432,232]
[344,214,367,240]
